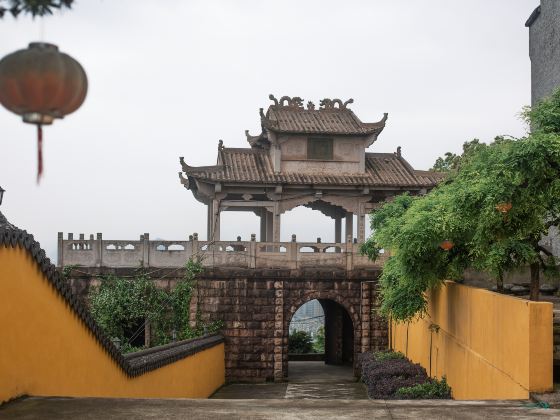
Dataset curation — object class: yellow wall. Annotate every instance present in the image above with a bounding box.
[392,281,553,400]
[0,246,225,404]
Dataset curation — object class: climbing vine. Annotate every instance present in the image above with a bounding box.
[361,90,560,322]
[88,258,222,353]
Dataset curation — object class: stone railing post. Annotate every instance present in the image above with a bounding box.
[346,234,353,271]
[249,233,257,268]
[57,232,63,267]
[96,232,103,267]
[289,234,297,269]
[142,233,150,267]
[192,233,199,261]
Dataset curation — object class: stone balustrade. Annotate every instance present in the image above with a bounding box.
[57,232,387,270]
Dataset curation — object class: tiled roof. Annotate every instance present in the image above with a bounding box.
[263,106,387,136]
[0,213,224,377]
[525,6,541,27]
[181,148,443,188]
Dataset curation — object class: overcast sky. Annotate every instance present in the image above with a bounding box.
[0,0,538,261]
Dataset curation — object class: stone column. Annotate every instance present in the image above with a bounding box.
[57,232,63,267]
[334,217,342,253]
[260,209,267,242]
[210,199,221,241]
[266,210,273,243]
[345,212,354,242]
[142,233,150,267]
[207,203,213,241]
[360,281,372,353]
[96,233,103,267]
[358,209,366,244]
[273,280,284,381]
[272,204,281,243]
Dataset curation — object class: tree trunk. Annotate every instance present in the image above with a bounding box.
[529,262,540,301]
[496,272,504,293]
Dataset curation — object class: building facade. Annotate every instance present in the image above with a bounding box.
[179,95,441,245]
[526,0,560,105]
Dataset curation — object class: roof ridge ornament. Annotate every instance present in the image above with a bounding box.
[269,94,303,108]
[319,98,354,110]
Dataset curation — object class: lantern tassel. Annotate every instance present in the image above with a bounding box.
[37,124,43,183]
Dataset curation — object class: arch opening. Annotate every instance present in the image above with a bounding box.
[287,298,355,380]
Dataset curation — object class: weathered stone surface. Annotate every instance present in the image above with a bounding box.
[66,267,387,382]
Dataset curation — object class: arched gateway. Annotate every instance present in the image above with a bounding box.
[58,95,441,382]
[178,95,441,381]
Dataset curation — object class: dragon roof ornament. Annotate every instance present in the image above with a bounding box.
[268,94,354,111]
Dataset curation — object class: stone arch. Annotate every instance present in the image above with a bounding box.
[282,289,361,380]
[286,290,359,329]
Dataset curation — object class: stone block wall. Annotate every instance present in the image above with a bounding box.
[191,268,387,382]
[65,266,388,383]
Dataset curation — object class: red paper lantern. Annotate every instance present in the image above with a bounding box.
[0,42,88,181]
[439,240,454,251]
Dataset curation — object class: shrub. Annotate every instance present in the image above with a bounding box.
[89,259,222,353]
[359,352,427,399]
[289,330,314,354]
[373,350,405,361]
[359,352,452,399]
[396,377,452,399]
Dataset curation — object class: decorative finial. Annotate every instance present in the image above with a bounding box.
[218,139,224,151]
[307,101,315,110]
[269,94,278,105]
[396,146,401,157]
[277,96,303,108]
[319,98,353,110]
[259,108,265,118]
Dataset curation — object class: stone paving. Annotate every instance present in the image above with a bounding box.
[1,362,559,419]
[1,397,559,419]
[212,361,368,400]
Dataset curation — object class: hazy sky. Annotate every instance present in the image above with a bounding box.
[0,0,538,261]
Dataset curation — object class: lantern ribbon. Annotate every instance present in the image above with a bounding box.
[37,124,43,183]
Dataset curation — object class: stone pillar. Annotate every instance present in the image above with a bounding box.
[266,210,273,243]
[96,233,103,267]
[57,232,63,267]
[272,204,281,243]
[357,205,366,244]
[210,199,220,241]
[345,212,354,242]
[335,217,342,243]
[273,280,284,381]
[260,209,267,242]
[142,233,150,267]
[207,203,213,241]
[360,281,372,353]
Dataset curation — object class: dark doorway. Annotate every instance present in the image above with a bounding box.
[320,299,354,365]
[288,299,354,379]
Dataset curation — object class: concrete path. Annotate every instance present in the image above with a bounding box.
[212,361,368,400]
[2,362,557,418]
[1,397,559,419]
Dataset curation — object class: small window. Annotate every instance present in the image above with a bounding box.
[307,137,333,160]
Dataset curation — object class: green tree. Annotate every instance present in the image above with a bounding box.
[430,139,483,172]
[289,330,314,354]
[362,89,560,321]
[0,0,73,18]
[313,326,325,353]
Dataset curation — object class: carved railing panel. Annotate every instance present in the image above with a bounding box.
[58,233,387,270]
